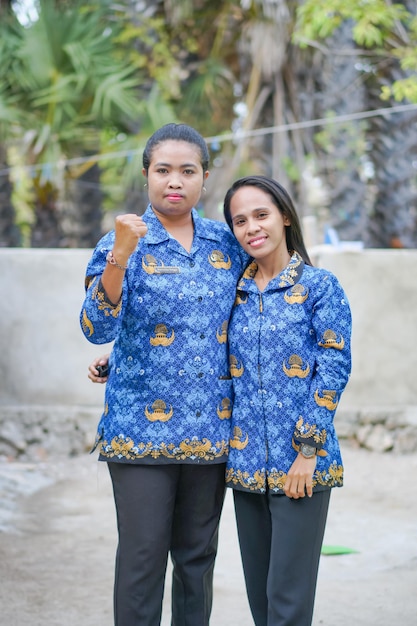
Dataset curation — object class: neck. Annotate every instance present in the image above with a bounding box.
[153,207,193,227]
[255,250,291,289]
[153,207,194,252]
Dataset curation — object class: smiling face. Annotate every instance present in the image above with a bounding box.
[229,185,291,264]
[142,140,208,223]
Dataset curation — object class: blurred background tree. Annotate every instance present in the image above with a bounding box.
[0,0,22,246]
[294,0,417,247]
[0,0,416,247]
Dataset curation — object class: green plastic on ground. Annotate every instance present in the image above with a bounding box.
[321,545,359,555]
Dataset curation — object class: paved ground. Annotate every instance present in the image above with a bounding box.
[1,442,416,626]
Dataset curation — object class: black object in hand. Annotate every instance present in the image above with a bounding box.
[96,364,109,377]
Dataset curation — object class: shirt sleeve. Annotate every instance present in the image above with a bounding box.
[79,231,127,344]
[293,271,352,453]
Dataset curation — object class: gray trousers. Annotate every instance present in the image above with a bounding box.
[108,462,226,626]
[233,488,331,626]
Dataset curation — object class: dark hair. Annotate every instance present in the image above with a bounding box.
[142,123,210,173]
[223,175,312,266]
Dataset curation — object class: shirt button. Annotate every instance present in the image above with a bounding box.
[196,410,201,417]
[190,260,195,267]
[200,333,205,339]
[198,296,203,302]
[197,372,203,378]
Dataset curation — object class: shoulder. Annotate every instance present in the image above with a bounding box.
[302,264,342,285]
[195,213,230,237]
[301,265,350,314]
[302,264,348,295]
[195,215,247,269]
[195,213,240,247]
[85,231,115,276]
[93,230,115,251]
[87,231,115,260]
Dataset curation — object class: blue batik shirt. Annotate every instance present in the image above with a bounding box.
[80,206,245,464]
[226,252,352,493]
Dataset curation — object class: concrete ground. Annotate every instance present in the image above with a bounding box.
[0,442,416,626]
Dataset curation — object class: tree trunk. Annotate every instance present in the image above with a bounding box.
[0,145,21,247]
[59,162,104,248]
[364,62,417,248]
[315,23,369,242]
[30,180,63,247]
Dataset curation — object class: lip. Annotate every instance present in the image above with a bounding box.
[165,193,183,202]
[248,235,267,248]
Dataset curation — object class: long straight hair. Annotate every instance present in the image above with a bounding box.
[223,175,312,265]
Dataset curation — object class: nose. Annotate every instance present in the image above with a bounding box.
[168,175,182,189]
[247,218,260,234]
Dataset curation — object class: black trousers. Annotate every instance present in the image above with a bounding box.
[233,488,331,626]
[108,462,226,626]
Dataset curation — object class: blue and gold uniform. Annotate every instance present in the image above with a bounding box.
[226,252,352,493]
[80,206,245,464]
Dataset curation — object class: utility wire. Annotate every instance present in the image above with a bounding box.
[1,102,417,178]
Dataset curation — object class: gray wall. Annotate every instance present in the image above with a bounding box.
[0,247,415,410]
[311,247,416,411]
[0,249,112,408]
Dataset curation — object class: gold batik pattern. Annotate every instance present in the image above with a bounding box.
[225,467,266,491]
[294,416,327,447]
[314,462,344,487]
[99,434,228,461]
[208,250,232,269]
[225,463,343,492]
[89,276,122,318]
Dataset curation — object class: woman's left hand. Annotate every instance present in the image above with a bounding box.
[88,353,110,383]
[284,454,317,499]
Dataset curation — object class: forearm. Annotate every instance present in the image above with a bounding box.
[101,261,127,305]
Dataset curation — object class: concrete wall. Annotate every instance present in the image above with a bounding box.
[0,247,416,457]
[313,247,417,453]
[0,249,112,408]
[311,247,416,410]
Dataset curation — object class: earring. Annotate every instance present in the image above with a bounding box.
[144,183,148,189]
[202,186,207,193]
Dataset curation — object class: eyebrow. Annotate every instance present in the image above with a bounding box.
[232,206,270,218]
[153,161,198,168]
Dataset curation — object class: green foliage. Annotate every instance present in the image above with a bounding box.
[382,77,417,102]
[294,0,409,48]
[99,85,180,210]
[179,57,235,135]
[294,0,417,103]
[281,155,301,183]
[8,147,35,247]
[0,0,148,175]
[112,17,185,101]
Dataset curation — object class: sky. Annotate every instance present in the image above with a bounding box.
[12,0,39,25]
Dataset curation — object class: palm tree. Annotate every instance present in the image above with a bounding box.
[2,0,145,246]
[191,0,417,248]
[225,0,313,216]
[361,0,417,247]
[108,0,247,226]
[0,144,20,247]
[307,22,369,242]
[141,0,240,219]
[293,0,417,247]
[0,1,21,246]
